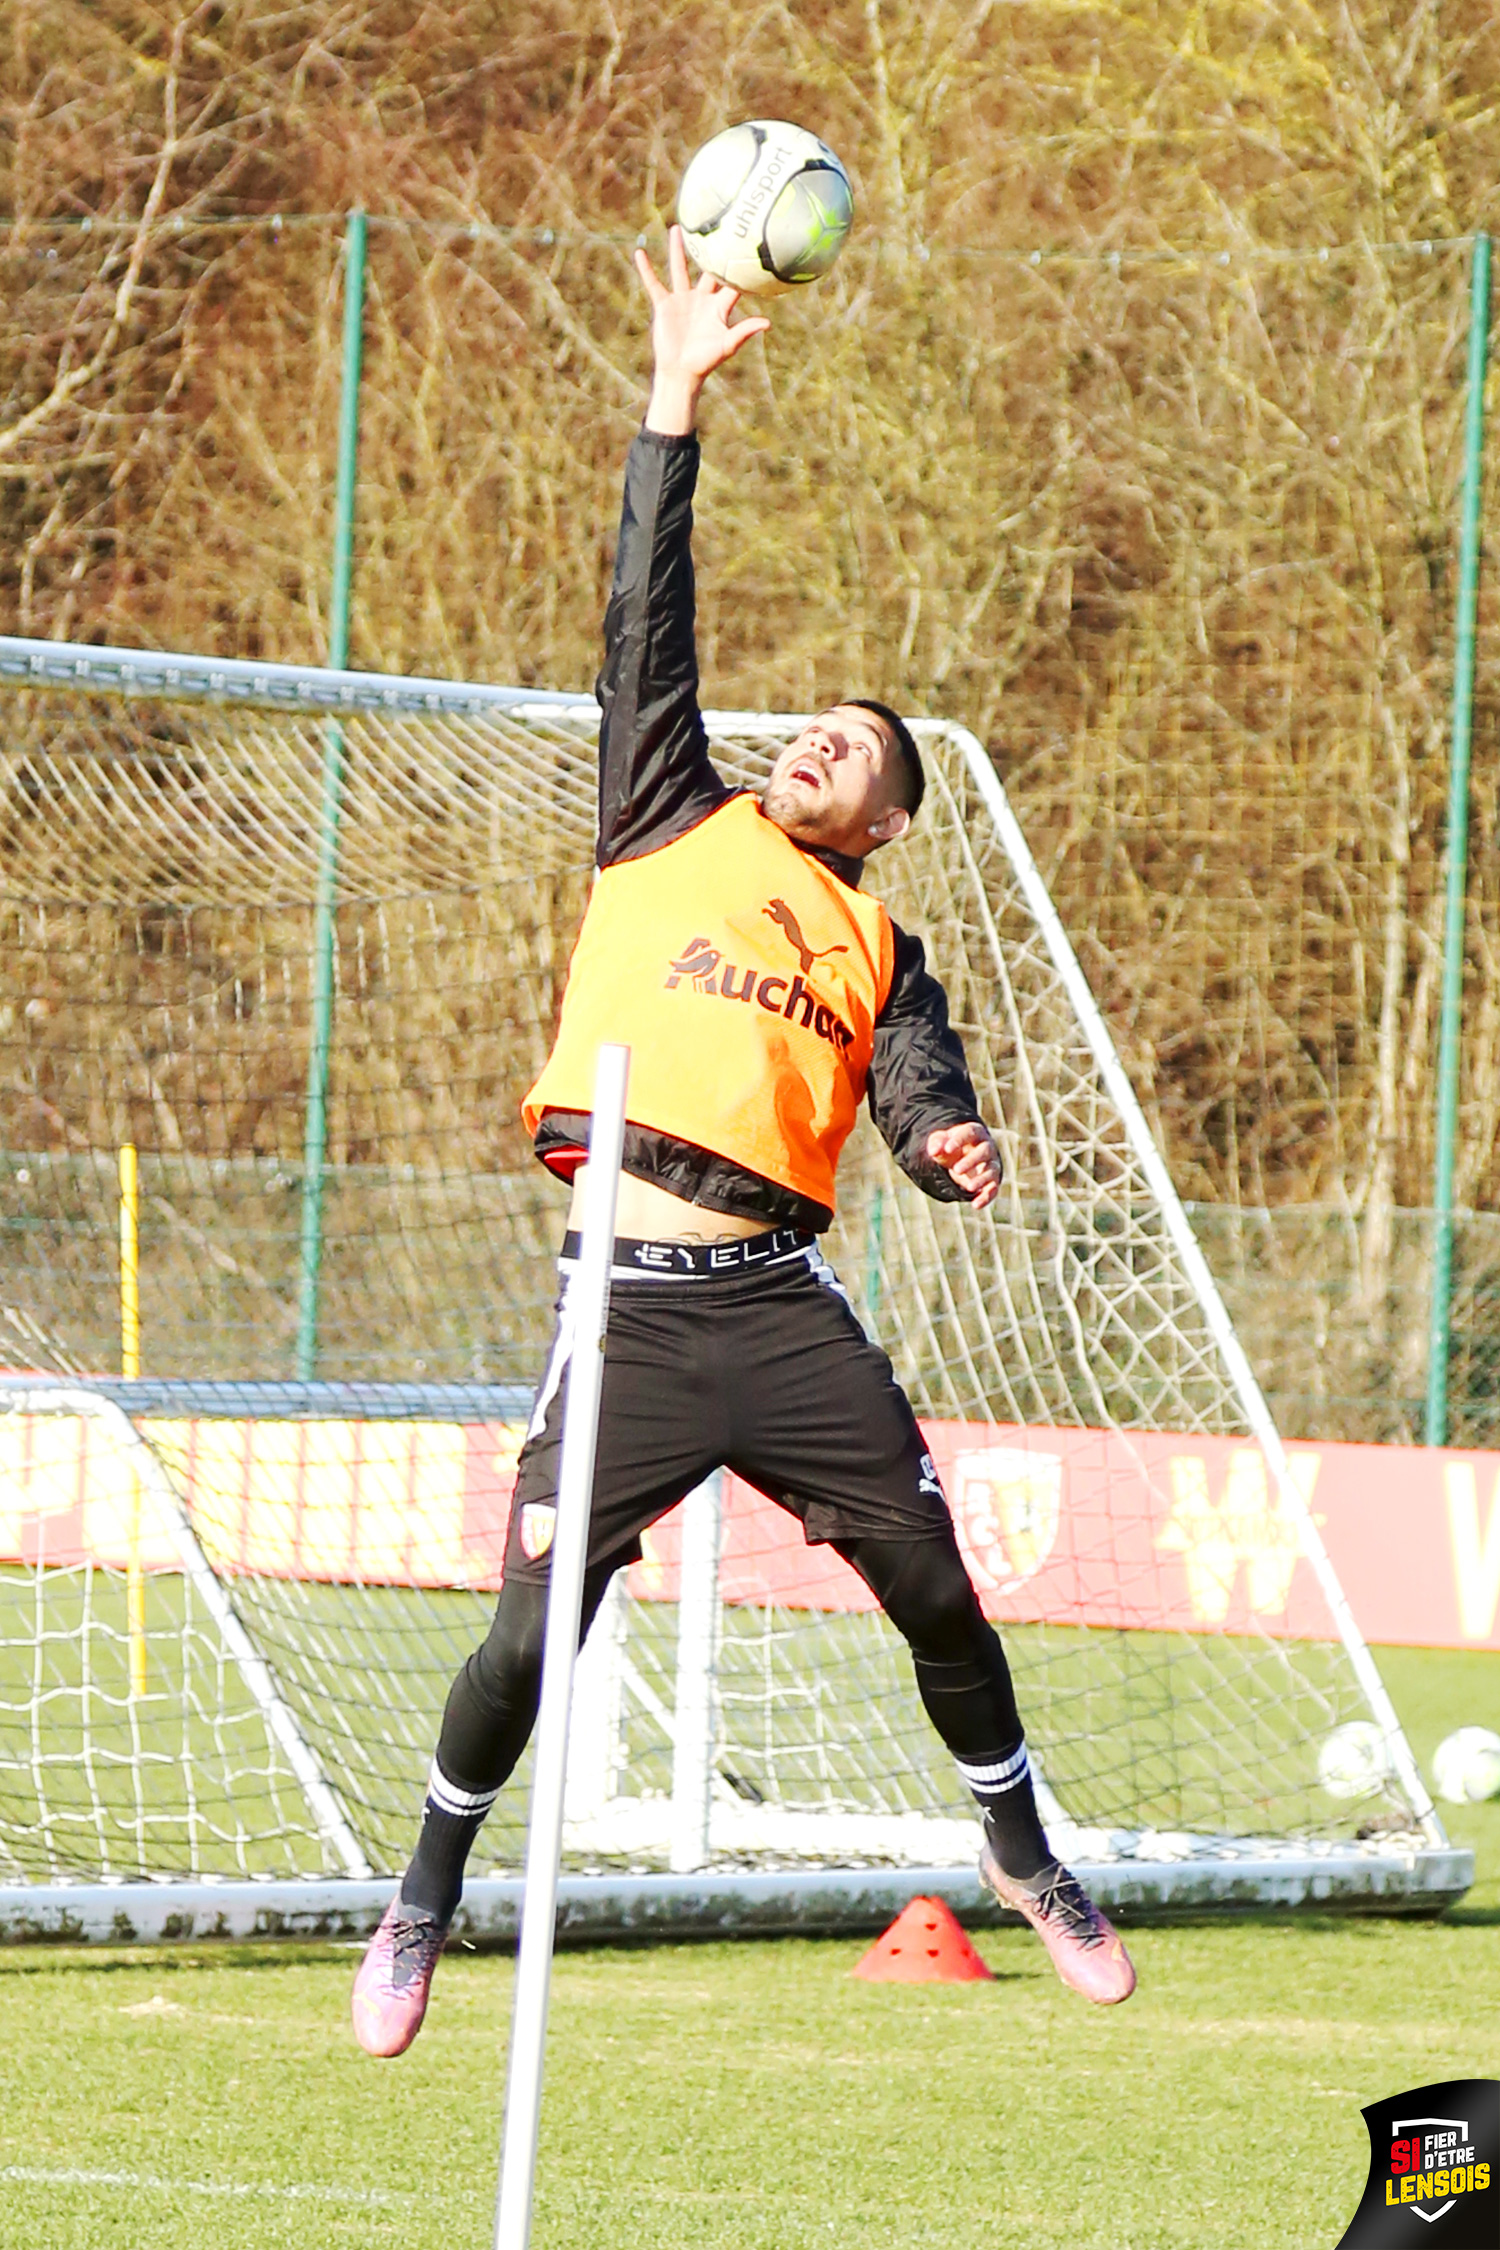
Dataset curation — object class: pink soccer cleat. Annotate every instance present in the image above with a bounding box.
[979,1841,1137,2005]
[351,1897,449,2057]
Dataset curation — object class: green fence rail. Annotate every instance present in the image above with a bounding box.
[296,208,368,1383]
[1427,234,1493,1446]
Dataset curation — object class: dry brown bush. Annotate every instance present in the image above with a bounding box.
[6,0,1500,1301]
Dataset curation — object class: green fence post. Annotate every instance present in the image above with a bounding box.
[863,1186,885,1336]
[296,208,367,1381]
[1426,231,1491,1447]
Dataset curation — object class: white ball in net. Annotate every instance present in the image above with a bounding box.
[1317,1720,1395,1801]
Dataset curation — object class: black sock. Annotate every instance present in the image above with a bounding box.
[399,1761,499,1923]
[956,1742,1054,1882]
[906,1637,1053,1882]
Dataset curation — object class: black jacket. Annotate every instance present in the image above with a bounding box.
[533,428,982,1230]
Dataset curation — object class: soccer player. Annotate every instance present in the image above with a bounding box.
[353,228,1135,2056]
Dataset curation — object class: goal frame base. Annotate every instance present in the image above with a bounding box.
[0,1847,1470,1947]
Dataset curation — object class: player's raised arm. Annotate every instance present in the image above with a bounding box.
[594,228,770,869]
[635,223,771,435]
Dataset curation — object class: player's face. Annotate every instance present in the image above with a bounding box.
[760,706,909,856]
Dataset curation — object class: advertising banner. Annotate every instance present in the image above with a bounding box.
[1,1407,1498,1649]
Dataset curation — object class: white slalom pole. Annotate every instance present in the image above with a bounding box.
[494,1043,629,2250]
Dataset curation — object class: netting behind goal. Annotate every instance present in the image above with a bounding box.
[0,641,1440,1891]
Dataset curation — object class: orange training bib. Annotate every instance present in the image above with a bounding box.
[522,796,895,1209]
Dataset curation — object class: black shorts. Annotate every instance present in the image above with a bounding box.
[502,1227,952,1584]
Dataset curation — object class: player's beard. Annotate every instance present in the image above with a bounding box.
[760,777,842,843]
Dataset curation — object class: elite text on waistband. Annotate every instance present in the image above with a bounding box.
[558,1225,814,1278]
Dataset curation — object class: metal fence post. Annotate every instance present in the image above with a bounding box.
[296,208,367,1380]
[1427,231,1491,1447]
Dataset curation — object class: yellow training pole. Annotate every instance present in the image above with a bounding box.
[120,1144,146,1697]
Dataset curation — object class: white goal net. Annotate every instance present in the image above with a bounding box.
[0,636,1458,1923]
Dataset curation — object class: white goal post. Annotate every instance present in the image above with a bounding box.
[0,633,1468,1936]
[0,1380,370,1881]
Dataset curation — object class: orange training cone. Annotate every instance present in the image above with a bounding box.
[853,1895,994,1984]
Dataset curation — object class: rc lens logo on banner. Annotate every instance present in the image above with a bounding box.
[1335,2080,1499,2248]
[950,1448,1062,1597]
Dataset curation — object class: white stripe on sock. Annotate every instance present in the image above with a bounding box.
[956,1746,1030,1791]
[426,1761,499,1819]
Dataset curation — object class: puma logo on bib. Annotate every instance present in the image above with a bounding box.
[762,898,848,976]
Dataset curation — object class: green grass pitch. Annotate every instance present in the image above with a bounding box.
[2,1642,1496,2250]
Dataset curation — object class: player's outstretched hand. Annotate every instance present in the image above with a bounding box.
[637,224,771,435]
[926,1122,1001,1211]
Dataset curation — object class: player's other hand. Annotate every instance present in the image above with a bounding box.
[637,224,770,434]
[926,1122,1000,1211]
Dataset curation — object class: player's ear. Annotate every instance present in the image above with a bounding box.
[866,805,910,846]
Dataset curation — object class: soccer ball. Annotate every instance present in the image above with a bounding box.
[677,121,854,296]
[1432,1726,1500,1805]
[1317,1721,1394,1801]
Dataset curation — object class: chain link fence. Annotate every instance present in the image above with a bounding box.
[6,213,1500,1440]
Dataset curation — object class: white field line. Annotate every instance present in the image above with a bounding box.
[0,2162,474,2209]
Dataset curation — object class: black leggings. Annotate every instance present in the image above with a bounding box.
[435,1523,1024,1794]
[444,1248,1030,1786]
